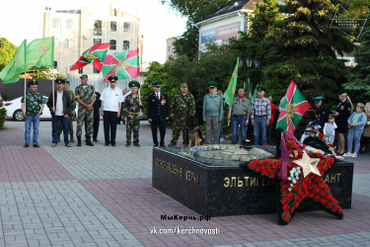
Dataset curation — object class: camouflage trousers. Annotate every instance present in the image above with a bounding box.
[126,114,140,144]
[171,122,189,144]
[58,115,73,135]
[76,107,93,137]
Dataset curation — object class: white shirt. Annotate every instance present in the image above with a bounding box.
[100,87,124,112]
[155,92,161,100]
[55,91,64,116]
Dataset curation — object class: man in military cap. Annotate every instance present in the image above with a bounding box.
[168,82,196,146]
[312,96,330,131]
[57,80,76,142]
[100,76,124,146]
[75,74,96,146]
[21,79,45,147]
[251,86,271,145]
[148,81,170,147]
[122,81,144,147]
[203,81,223,144]
[47,79,72,147]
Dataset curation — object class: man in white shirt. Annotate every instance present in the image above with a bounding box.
[100,76,124,146]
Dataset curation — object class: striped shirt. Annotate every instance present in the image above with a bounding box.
[251,97,271,122]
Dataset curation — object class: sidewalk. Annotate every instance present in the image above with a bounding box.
[0,120,369,247]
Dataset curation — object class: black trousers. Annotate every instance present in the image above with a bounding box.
[151,119,166,145]
[103,111,118,145]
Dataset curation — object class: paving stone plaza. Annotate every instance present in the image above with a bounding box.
[0,121,369,247]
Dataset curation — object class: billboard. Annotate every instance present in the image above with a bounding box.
[200,21,241,51]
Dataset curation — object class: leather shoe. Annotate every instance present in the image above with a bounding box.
[168,143,176,147]
[105,143,109,146]
[65,143,72,147]
[23,144,29,148]
[126,143,131,147]
[93,139,98,142]
[154,144,158,147]
[111,143,116,146]
[33,144,40,148]
[134,143,140,147]
[160,144,166,147]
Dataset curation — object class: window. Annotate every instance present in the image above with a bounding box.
[123,22,130,32]
[66,18,73,29]
[55,37,59,48]
[54,61,58,69]
[110,21,117,32]
[123,40,130,51]
[93,67,99,73]
[94,20,102,36]
[93,38,102,44]
[52,18,59,28]
[110,40,116,50]
[64,39,72,48]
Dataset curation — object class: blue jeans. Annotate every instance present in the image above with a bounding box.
[254,116,267,145]
[231,116,246,144]
[347,128,363,154]
[52,115,69,145]
[25,114,40,145]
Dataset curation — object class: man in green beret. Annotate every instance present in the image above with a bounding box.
[148,81,170,147]
[122,81,144,146]
[75,74,96,146]
[100,76,124,146]
[251,86,271,145]
[21,79,45,147]
[203,81,223,144]
[311,96,330,131]
[168,82,196,146]
[47,79,72,147]
[58,80,76,142]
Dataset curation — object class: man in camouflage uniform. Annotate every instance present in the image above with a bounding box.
[58,80,76,142]
[122,81,144,147]
[168,83,196,146]
[75,74,96,146]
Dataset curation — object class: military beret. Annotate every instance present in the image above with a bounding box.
[80,74,88,78]
[152,81,162,87]
[65,80,70,84]
[257,86,266,92]
[207,81,218,88]
[181,83,188,88]
[27,79,38,87]
[56,78,65,84]
[108,76,118,82]
[129,80,140,89]
[337,89,346,95]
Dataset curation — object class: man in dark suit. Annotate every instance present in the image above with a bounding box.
[147,81,170,147]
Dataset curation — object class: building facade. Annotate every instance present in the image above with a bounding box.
[166,37,177,61]
[43,4,143,76]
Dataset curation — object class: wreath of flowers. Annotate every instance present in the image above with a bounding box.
[247,134,343,224]
[304,132,339,158]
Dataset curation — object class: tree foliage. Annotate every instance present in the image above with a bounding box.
[0,38,18,72]
[344,25,370,101]
[262,0,354,102]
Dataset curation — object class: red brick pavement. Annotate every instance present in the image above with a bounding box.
[80,177,370,247]
[0,127,75,182]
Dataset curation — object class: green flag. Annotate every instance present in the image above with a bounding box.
[0,39,27,84]
[223,57,239,111]
[26,37,54,70]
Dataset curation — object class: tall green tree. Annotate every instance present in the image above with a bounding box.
[0,38,18,72]
[263,0,354,101]
[343,25,370,101]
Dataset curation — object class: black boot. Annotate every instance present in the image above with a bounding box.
[86,137,94,146]
[77,137,81,146]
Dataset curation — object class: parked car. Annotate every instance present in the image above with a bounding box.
[3,96,52,121]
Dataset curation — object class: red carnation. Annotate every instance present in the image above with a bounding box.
[262,170,268,175]
[320,190,327,197]
[308,184,314,191]
[281,199,289,205]
[320,198,326,205]
[338,207,342,213]
[314,187,320,193]
[269,172,275,178]
[319,183,325,189]
[283,205,290,212]
[266,166,272,172]
[255,159,261,163]
[293,184,299,192]
[315,177,321,183]
[326,194,332,200]
[287,136,293,141]
[319,133,324,138]
[290,208,295,214]
[275,170,280,176]
[283,213,291,221]
[248,162,256,169]
[314,195,320,201]
[325,184,330,191]
[259,164,266,170]
[281,186,287,192]
[287,193,294,200]
[294,202,298,209]
[332,198,338,204]
[282,193,287,198]
[309,191,314,197]
[278,161,282,167]
[272,163,277,169]
[326,202,332,208]
[255,167,260,172]
[332,205,338,211]
[298,190,303,196]
[295,195,299,201]
[329,143,333,148]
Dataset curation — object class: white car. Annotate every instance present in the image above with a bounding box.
[3,96,52,121]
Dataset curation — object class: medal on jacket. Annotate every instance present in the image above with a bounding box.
[161,95,166,105]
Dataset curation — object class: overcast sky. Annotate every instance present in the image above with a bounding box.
[0,0,187,66]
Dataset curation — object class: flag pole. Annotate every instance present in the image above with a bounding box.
[24,72,27,110]
[52,69,55,108]
[136,16,141,103]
